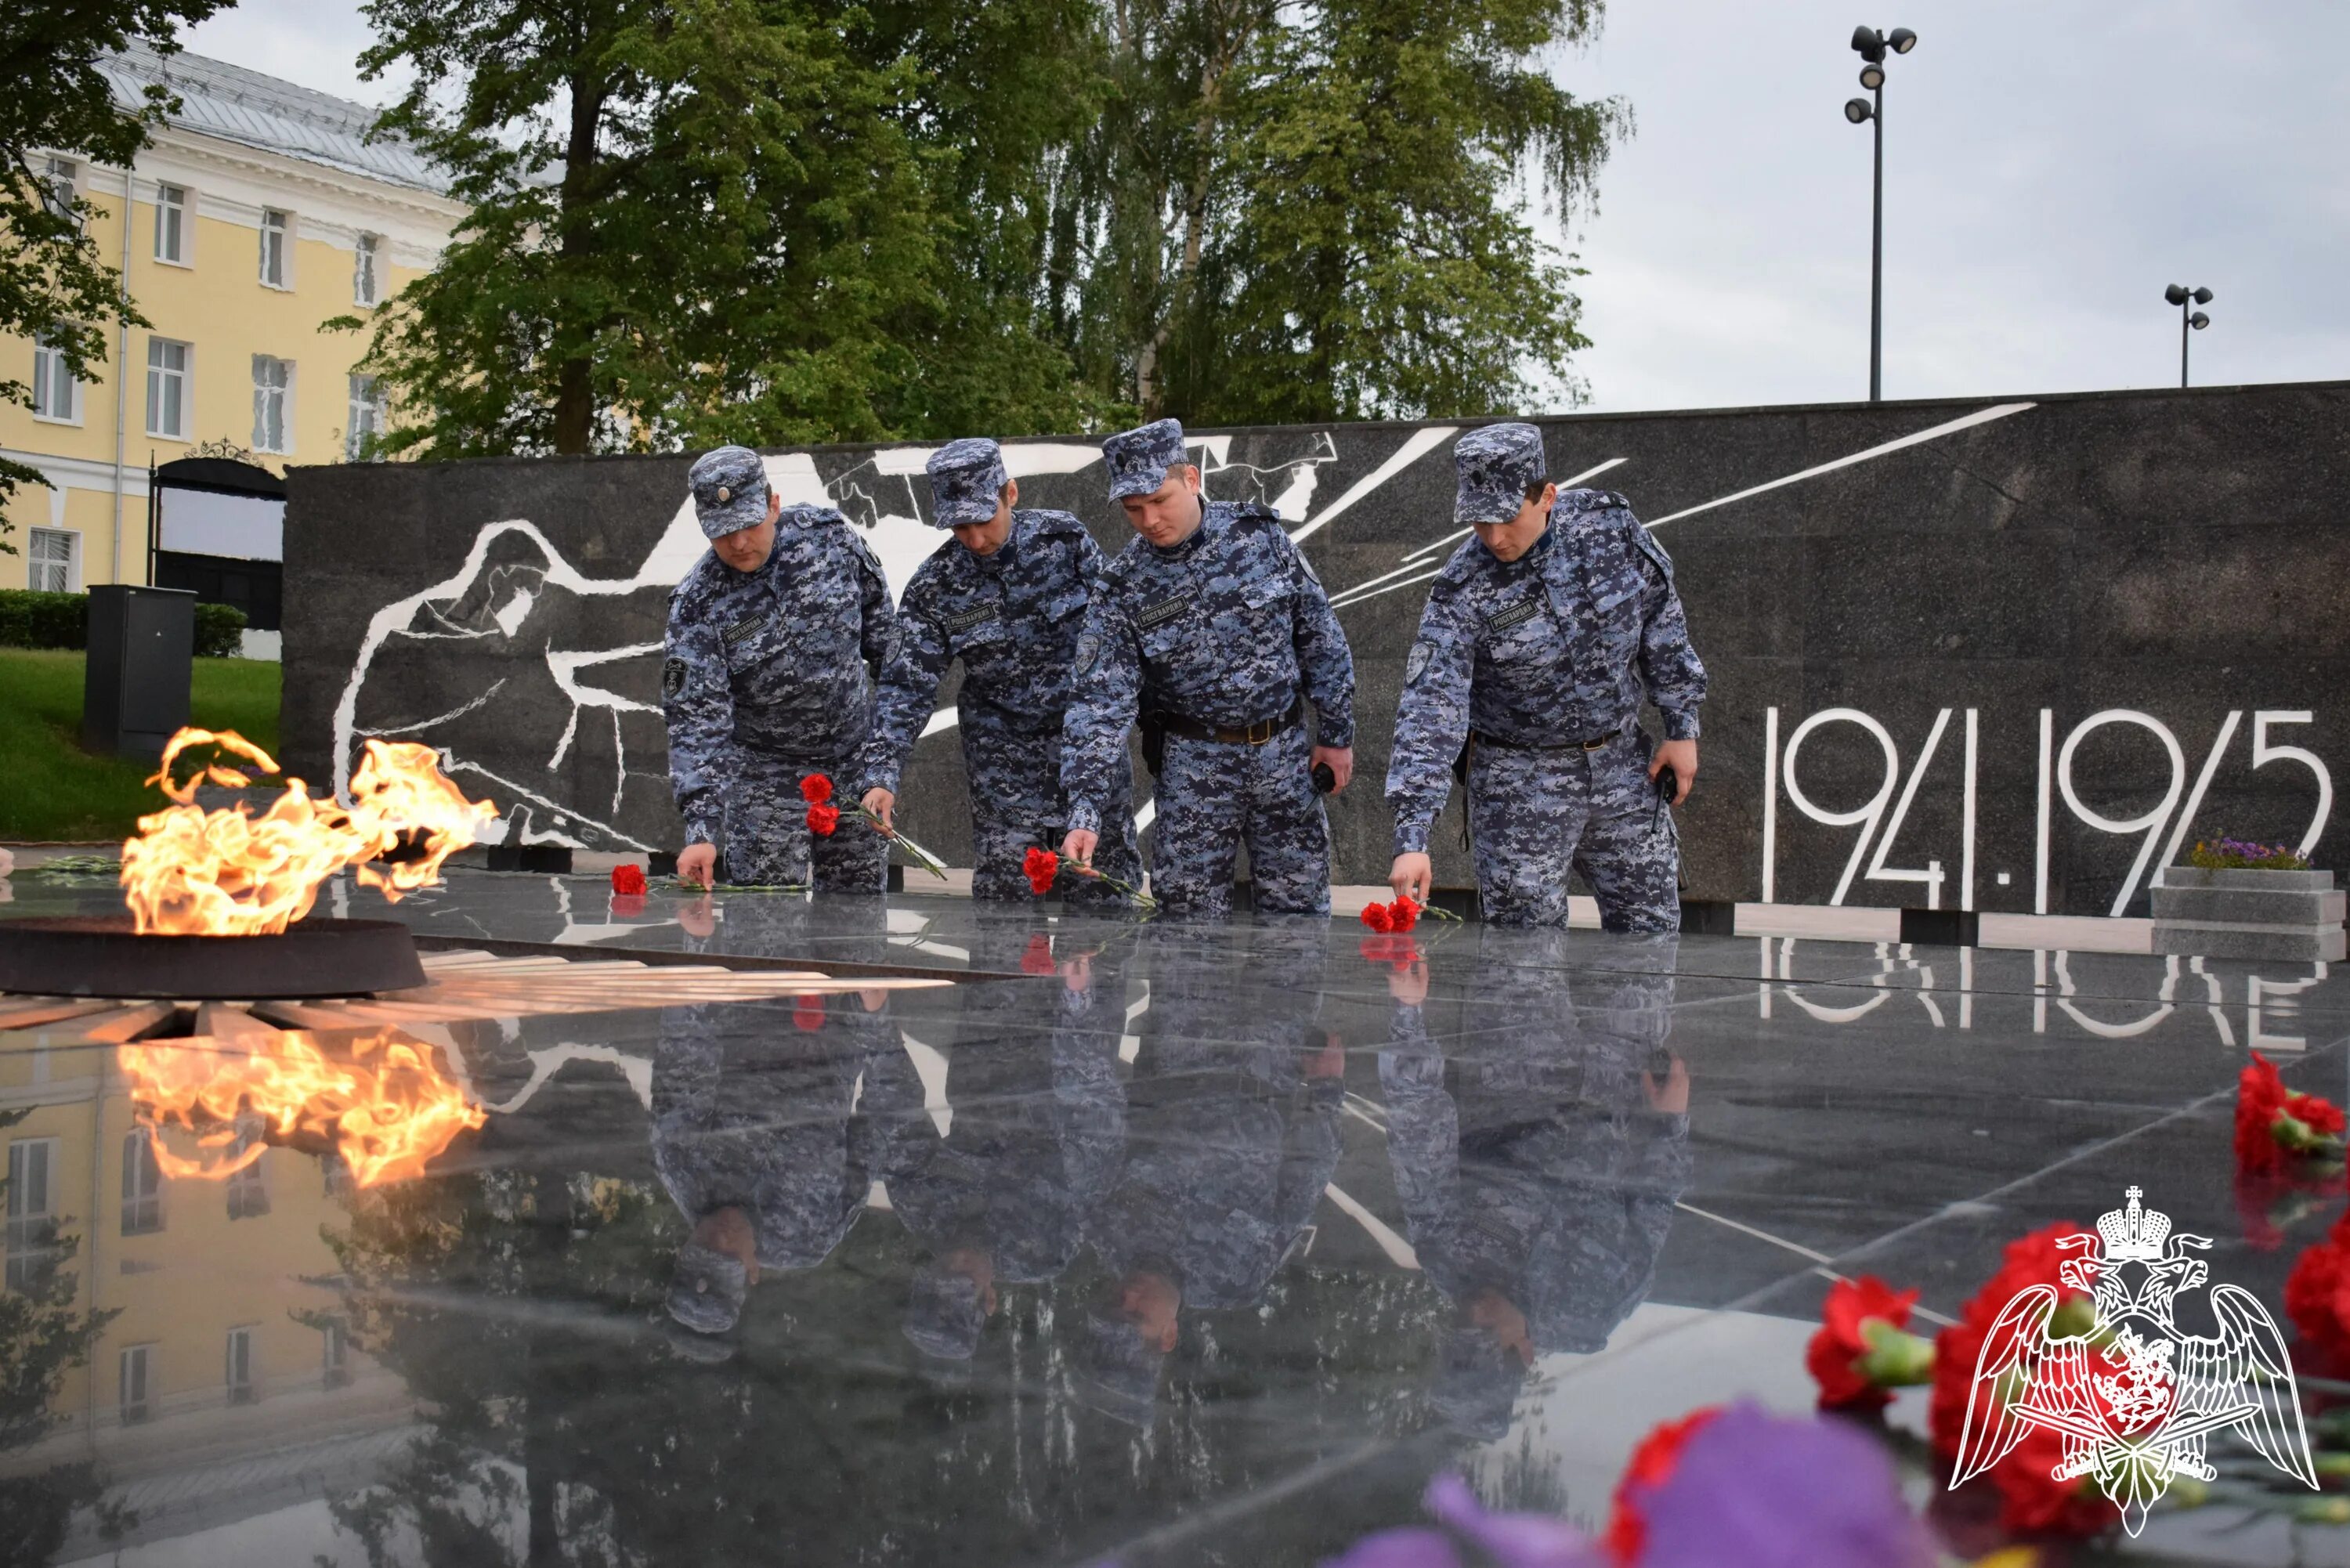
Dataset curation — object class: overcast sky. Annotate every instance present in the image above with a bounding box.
[185,0,2349,415]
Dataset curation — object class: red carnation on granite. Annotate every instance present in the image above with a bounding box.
[1983,1426,2119,1537]
[1389,896,1421,933]
[2236,1051,2346,1174]
[1929,1221,2094,1461]
[806,802,840,836]
[2286,1210,2350,1365]
[1806,1275,1932,1411]
[1602,1406,1723,1563]
[800,773,833,805]
[611,863,647,896]
[1024,847,1059,896]
[1361,901,1394,933]
[792,994,826,1032]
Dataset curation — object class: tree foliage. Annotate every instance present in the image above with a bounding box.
[355,0,1622,455]
[0,0,229,548]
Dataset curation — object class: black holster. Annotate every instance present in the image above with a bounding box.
[1141,715,1168,779]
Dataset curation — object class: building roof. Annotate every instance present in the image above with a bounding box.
[102,41,454,197]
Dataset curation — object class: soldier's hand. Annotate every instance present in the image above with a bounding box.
[676,894,716,939]
[1386,959,1430,1008]
[678,841,718,890]
[1061,827,1099,868]
[1311,744,1353,793]
[862,787,895,833]
[1644,1057,1690,1115]
[1648,739,1697,804]
[1389,852,1433,906]
[858,987,890,1013]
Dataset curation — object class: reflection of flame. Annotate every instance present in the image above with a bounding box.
[121,728,496,936]
[121,1029,486,1188]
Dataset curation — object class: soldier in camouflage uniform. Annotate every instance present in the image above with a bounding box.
[663,445,898,893]
[1386,423,1706,931]
[860,439,1143,905]
[867,909,1129,1363]
[1071,923,1343,1424]
[1059,419,1357,919]
[1379,927,1690,1436]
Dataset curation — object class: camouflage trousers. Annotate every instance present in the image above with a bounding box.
[1466,729,1679,932]
[1148,722,1330,919]
[962,709,1141,906]
[722,746,888,893]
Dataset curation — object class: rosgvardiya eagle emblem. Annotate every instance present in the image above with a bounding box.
[1952,1187,2317,1534]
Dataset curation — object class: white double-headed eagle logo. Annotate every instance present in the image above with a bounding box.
[1952,1187,2316,1535]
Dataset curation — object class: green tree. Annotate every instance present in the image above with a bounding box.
[0,1,229,551]
[354,0,1110,458]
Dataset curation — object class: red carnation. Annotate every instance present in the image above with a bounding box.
[1020,933,1056,976]
[1024,847,1059,896]
[1360,901,1394,933]
[1929,1222,2093,1461]
[792,994,826,1032]
[1983,1426,2119,1537]
[806,802,840,836]
[1389,896,1421,933]
[1603,1406,1723,1563]
[2236,1051,2347,1174]
[2286,1210,2350,1365]
[611,863,648,895]
[1806,1275,1930,1410]
[800,773,833,805]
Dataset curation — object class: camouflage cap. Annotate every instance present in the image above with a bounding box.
[902,1263,987,1360]
[689,445,771,540]
[667,1239,750,1335]
[927,438,1010,529]
[1103,418,1188,501]
[1429,1321,1527,1441]
[1453,422,1547,524]
[1068,1302,1166,1428]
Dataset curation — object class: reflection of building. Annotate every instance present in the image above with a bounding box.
[1,43,461,599]
[0,1039,413,1555]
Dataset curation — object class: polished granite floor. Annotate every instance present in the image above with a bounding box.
[2,868,2346,1566]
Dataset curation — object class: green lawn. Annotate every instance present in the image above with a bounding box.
[0,649,282,841]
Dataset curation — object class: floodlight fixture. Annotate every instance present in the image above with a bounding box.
[1852,25,1886,60]
[2193,287,2214,305]
[1889,27,1918,52]
[2166,284,2215,385]
[2164,284,2189,305]
[1846,97,1874,123]
[2190,312,2210,330]
[1859,61,1885,89]
[1844,26,1916,401]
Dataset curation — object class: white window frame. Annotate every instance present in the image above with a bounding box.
[154,182,190,266]
[121,1129,164,1236]
[28,528,81,594]
[251,355,292,454]
[146,338,191,440]
[31,334,80,425]
[346,373,385,460]
[352,233,380,307]
[6,1137,60,1294]
[120,1343,156,1425]
[258,208,291,289]
[42,157,78,229]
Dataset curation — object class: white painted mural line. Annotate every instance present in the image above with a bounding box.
[1398,457,1629,565]
[1322,1182,1419,1270]
[1330,564,1443,610]
[1643,402,2037,529]
[1285,425,1455,547]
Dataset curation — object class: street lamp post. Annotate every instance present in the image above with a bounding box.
[1844,25,1916,403]
[2164,284,2213,388]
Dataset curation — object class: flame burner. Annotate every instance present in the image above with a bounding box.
[0,916,426,1000]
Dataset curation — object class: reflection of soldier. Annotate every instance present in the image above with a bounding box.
[657,895,903,1338]
[663,446,898,892]
[1379,930,1690,1437]
[1074,924,1343,1423]
[1059,419,1357,919]
[870,911,1129,1362]
[860,439,1143,905]
[1386,424,1707,930]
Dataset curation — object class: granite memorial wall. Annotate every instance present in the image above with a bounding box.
[280,380,2350,918]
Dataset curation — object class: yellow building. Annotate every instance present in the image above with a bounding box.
[1,42,463,598]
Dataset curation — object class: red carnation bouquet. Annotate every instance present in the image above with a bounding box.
[1806,1275,1932,1411]
[2236,1051,2347,1173]
[1022,844,1155,910]
[801,773,947,880]
[1360,894,1458,933]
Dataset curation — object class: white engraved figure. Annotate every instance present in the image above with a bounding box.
[1951,1186,2317,1535]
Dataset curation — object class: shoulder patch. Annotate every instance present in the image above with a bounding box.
[1072,633,1102,680]
[1022,508,1088,539]
[1629,522,1674,579]
[663,656,688,699]
[1296,544,1321,586]
[784,503,847,529]
[1405,641,1433,684]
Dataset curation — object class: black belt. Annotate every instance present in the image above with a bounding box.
[1153,699,1303,746]
[1470,723,1625,753]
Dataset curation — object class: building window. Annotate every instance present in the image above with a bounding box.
[27,529,78,594]
[226,1117,269,1220]
[121,1130,164,1236]
[42,158,78,227]
[346,374,385,460]
[31,334,78,423]
[226,1325,256,1404]
[258,208,289,288]
[322,1318,351,1388]
[352,233,379,306]
[147,338,190,439]
[155,183,189,263]
[251,356,291,454]
[120,1344,155,1425]
[5,1138,60,1294]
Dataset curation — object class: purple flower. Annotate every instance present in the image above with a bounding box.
[1631,1404,1935,1568]
[1320,1479,1597,1568]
